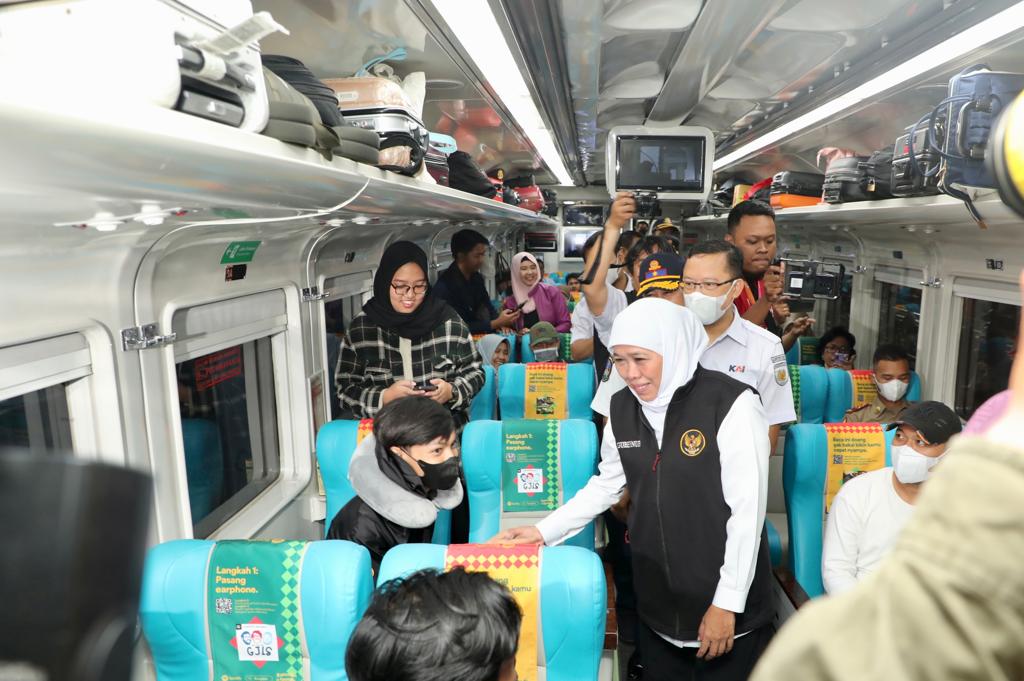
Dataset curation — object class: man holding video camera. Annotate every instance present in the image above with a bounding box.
[724,201,814,346]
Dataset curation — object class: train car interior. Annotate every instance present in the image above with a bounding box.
[2,0,1024,680]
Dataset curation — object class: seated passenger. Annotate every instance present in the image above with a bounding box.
[334,241,484,429]
[476,334,511,373]
[346,567,521,681]
[844,344,913,423]
[822,401,962,595]
[816,326,857,370]
[528,321,562,363]
[566,272,582,300]
[327,397,462,572]
[503,252,571,333]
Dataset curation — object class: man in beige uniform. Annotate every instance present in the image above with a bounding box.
[751,273,1024,681]
[843,344,912,423]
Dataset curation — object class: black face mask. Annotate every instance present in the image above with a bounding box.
[417,457,461,492]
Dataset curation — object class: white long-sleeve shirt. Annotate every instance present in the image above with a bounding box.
[537,389,770,645]
[822,467,914,595]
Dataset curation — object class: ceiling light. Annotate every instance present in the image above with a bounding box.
[714,2,1024,171]
[428,0,574,186]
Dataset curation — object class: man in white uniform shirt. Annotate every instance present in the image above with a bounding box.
[593,241,796,451]
[822,401,962,595]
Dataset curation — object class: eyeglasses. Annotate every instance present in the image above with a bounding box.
[823,344,851,353]
[390,282,428,297]
[680,278,738,294]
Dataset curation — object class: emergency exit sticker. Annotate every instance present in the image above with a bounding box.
[221,241,261,264]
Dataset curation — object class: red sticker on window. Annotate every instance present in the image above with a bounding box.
[195,347,243,391]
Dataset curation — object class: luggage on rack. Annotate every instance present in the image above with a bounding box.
[858,148,894,199]
[822,157,869,204]
[324,76,428,176]
[891,121,942,197]
[502,186,520,205]
[742,177,773,204]
[448,151,497,198]
[769,171,823,208]
[541,188,559,216]
[515,184,545,213]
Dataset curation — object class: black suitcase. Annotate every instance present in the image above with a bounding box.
[891,121,942,197]
[822,157,869,204]
[448,151,498,198]
[770,171,824,196]
[858,148,894,199]
[541,188,558,217]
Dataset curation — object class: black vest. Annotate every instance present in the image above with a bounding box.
[609,367,773,640]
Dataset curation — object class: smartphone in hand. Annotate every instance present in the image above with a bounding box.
[413,381,438,393]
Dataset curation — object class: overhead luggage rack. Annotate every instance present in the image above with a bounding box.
[0,95,557,231]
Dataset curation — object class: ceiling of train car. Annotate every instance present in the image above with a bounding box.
[255,0,549,181]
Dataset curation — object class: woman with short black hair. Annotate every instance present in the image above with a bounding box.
[327,397,462,572]
[817,326,857,370]
[346,568,521,681]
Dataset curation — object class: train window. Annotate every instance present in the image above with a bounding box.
[954,298,1020,419]
[0,383,72,454]
[877,283,922,367]
[822,269,854,330]
[176,337,280,537]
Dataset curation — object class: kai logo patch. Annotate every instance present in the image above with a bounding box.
[680,429,706,457]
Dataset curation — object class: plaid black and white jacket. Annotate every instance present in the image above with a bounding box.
[334,307,484,426]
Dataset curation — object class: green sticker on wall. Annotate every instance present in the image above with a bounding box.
[222,241,261,264]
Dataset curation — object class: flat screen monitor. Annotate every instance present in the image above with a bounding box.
[606,126,715,201]
[562,203,606,226]
[561,226,600,261]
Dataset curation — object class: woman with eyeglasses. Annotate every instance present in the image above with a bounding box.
[817,326,857,370]
[335,241,485,429]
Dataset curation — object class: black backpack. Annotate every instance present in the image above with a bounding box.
[448,151,497,198]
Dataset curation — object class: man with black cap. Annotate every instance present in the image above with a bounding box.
[822,401,962,595]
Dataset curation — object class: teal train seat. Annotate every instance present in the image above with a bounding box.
[140,539,372,681]
[498,363,594,420]
[461,419,599,550]
[180,418,223,521]
[783,424,894,597]
[519,332,590,364]
[316,420,451,544]
[825,370,922,423]
[785,336,820,366]
[469,365,497,420]
[789,364,830,423]
[377,543,606,681]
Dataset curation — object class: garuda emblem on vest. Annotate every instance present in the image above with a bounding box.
[680,429,706,457]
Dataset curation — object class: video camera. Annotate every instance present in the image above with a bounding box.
[780,259,846,301]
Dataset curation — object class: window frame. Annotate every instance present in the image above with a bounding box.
[164,288,310,540]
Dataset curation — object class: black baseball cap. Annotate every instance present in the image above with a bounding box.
[886,401,963,444]
[637,253,683,297]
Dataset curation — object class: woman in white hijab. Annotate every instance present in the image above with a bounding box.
[494,299,773,679]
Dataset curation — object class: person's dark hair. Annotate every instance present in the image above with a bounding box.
[581,230,603,260]
[373,396,455,453]
[816,326,857,363]
[873,343,910,366]
[450,229,490,258]
[566,272,581,283]
[625,235,670,270]
[657,226,681,241]
[727,200,775,234]
[346,568,522,681]
[688,240,744,280]
[616,231,639,253]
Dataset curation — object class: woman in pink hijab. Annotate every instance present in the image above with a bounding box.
[502,252,571,333]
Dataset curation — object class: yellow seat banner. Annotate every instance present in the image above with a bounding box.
[446,544,541,681]
[524,362,568,420]
[849,370,877,408]
[824,423,886,512]
[356,418,373,443]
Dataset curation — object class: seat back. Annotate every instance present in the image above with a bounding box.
[789,364,830,423]
[316,419,451,543]
[377,543,606,681]
[785,336,820,366]
[783,423,895,597]
[825,369,923,422]
[498,363,594,420]
[181,418,223,521]
[461,419,599,550]
[140,539,372,681]
[469,365,497,420]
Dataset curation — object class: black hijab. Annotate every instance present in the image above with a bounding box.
[363,241,449,339]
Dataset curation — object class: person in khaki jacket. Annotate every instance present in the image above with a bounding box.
[751,271,1024,681]
[843,345,913,424]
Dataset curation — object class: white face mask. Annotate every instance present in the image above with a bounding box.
[533,346,560,363]
[876,377,910,402]
[891,444,944,484]
[684,282,735,326]
[606,264,623,287]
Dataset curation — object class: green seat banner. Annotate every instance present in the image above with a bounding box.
[501,419,561,513]
[207,540,309,681]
